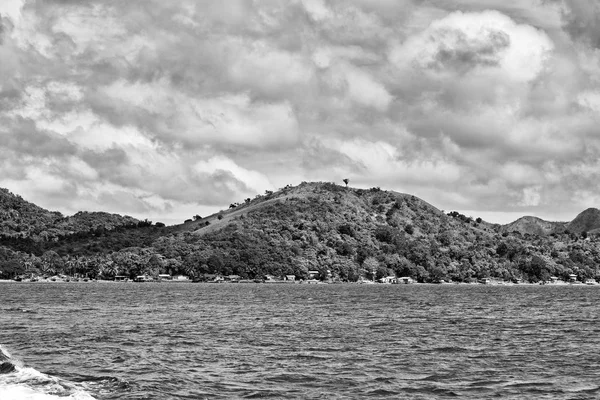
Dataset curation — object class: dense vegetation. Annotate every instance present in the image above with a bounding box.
[1,182,600,283]
[0,188,140,240]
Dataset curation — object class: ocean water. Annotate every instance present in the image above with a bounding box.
[1,282,600,399]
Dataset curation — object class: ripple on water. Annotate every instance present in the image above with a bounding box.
[2,284,600,399]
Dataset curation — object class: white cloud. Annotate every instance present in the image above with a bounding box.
[226,39,315,95]
[302,0,332,21]
[52,7,128,55]
[322,138,462,185]
[518,186,542,207]
[390,10,555,82]
[99,79,301,149]
[2,0,600,225]
[342,64,393,111]
[500,162,543,186]
[193,156,274,194]
[0,0,24,22]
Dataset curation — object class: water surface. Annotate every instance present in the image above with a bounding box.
[1,283,599,399]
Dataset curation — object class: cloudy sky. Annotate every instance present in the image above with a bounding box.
[0,0,599,224]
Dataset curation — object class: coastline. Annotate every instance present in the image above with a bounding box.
[0,279,592,286]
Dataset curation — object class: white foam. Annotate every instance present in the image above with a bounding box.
[0,344,12,359]
[0,383,95,400]
[0,366,96,400]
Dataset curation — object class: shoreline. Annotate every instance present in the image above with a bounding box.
[0,279,594,286]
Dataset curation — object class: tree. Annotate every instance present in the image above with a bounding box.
[41,250,64,275]
[193,215,202,221]
[343,178,349,187]
[0,260,24,279]
[363,256,379,281]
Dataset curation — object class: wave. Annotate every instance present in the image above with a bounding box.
[0,345,96,400]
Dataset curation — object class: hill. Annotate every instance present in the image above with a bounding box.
[1,182,600,283]
[0,188,141,241]
[500,216,566,236]
[567,208,600,235]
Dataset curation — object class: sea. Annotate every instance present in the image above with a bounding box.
[1,282,600,399]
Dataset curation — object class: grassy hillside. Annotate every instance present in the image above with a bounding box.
[1,182,600,283]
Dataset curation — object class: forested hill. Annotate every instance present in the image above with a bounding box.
[500,216,565,236]
[0,188,141,241]
[1,182,600,283]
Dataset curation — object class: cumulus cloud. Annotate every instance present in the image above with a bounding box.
[0,0,599,224]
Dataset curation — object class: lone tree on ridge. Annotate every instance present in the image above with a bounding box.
[343,178,349,187]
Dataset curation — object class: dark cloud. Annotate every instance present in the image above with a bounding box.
[81,147,128,169]
[561,0,600,47]
[0,16,4,44]
[429,29,510,72]
[0,117,77,158]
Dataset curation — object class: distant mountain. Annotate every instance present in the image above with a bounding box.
[500,216,566,236]
[567,208,600,235]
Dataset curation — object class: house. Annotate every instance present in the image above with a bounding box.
[379,276,397,284]
[568,274,577,283]
[173,275,189,281]
[285,275,296,281]
[158,274,172,280]
[114,275,128,282]
[478,278,491,285]
[307,270,319,279]
[397,277,414,284]
[200,274,223,283]
[225,275,240,283]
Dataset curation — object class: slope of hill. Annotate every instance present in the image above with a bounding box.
[567,208,600,235]
[1,182,600,284]
[500,216,566,236]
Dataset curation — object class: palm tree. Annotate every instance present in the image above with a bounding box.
[185,263,197,279]
[106,260,118,277]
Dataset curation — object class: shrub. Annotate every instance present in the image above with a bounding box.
[375,226,395,244]
[338,224,354,237]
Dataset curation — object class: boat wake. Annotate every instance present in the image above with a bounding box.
[0,345,96,400]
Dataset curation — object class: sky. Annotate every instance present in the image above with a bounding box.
[1,0,599,225]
